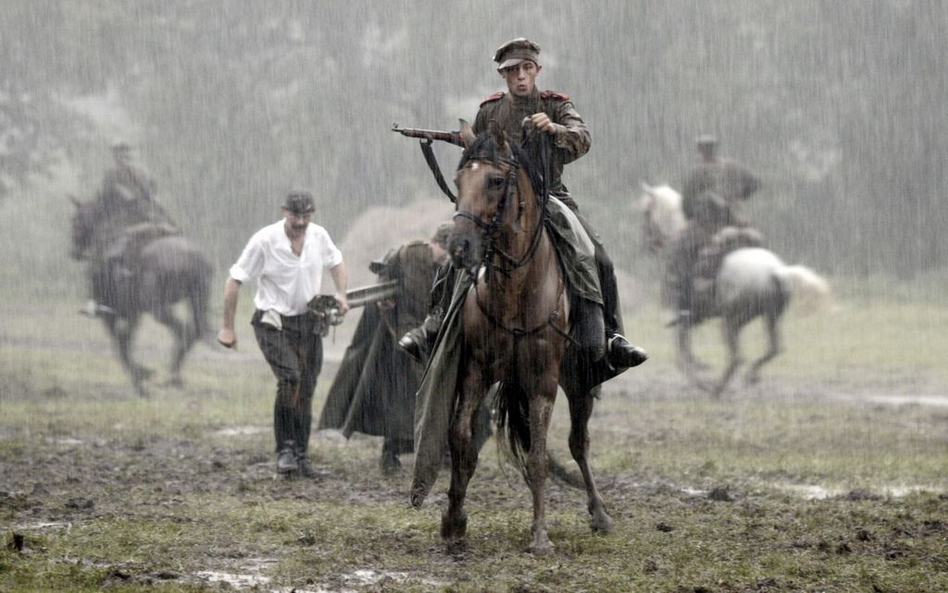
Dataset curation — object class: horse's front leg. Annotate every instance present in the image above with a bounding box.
[713,317,744,398]
[676,323,706,385]
[106,316,149,396]
[524,355,559,554]
[441,360,489,548]
[152,304,190,388]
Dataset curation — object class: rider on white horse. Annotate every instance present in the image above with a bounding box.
[669,136,763,324]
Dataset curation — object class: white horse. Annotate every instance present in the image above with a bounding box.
[637,182,832,396]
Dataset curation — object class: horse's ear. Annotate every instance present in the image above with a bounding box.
[487,119,507,151]
[458,119,476,148]
[641,182,654,195]
[68,194,81,207]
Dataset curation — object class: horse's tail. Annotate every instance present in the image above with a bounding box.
[493,380,532,482]
[776,265,833,315]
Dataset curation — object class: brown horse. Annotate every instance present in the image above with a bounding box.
[70,196,212,396]
[442,121,613,553]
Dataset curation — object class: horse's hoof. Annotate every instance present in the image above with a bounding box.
[528,534,555,555]
[160,377,184,389]
[590,512,616,534]
[132,366,155,382]
[440,511,468,542]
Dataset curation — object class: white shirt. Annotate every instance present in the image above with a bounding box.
[229,220,343,316]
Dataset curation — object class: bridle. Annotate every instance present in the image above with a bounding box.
[452,156,545,276]
[453,133,571,342]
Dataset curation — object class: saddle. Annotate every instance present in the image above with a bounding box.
[102,222,179,282]
[691,226,766,315]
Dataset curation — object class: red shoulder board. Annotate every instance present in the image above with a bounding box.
[479,92,504,107]
[540,90,570,101]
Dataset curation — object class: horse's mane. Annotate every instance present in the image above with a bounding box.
[458,131,546,201]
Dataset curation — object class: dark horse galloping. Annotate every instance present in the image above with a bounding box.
[443,121,613,553]
[70,197,212,396]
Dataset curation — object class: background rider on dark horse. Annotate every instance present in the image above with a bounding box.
[669,135,763,324]
[399,38,647,374]
[82,139,177,317]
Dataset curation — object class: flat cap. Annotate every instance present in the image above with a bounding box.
[696,134,718,148]
[283,190,315,214]
[494,38,540,70]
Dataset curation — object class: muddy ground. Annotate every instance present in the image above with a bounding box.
[2,310,948,592]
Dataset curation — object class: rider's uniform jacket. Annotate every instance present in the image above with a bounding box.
[473,88,589,208]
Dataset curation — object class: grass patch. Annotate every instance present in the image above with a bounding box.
[2,287,947,591]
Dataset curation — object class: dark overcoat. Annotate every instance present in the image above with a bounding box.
[318,241,437,453]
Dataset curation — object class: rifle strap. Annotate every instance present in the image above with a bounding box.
[419,138,457,203]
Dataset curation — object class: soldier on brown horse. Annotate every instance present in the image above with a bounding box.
[411,122,616,553]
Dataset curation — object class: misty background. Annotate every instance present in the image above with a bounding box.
[2,0,946,302]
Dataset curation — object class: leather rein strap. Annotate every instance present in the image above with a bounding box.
[419,138,457,202]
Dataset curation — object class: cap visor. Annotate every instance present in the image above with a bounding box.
[497,57,526,70]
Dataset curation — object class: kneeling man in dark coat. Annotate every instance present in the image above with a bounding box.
[317,223,451,472]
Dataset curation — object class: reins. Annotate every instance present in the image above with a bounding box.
[456,130,569,341]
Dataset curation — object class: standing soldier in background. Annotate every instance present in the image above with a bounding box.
[669,135,763,323]
[319,222,453,473]
[218,191,349,478]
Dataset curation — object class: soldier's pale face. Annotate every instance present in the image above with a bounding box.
[500,61,541,97]
[113,148,133,166]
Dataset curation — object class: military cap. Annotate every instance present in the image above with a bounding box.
[696,135,719,158]
[110,138,132,151]
[431,221,454,248]
[494,38,541,70]
[282,190,315,214]
[696,134,718,149]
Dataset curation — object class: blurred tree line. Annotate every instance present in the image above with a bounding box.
[2,0,945,277]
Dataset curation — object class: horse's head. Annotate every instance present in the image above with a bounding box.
[638,182,686,253]
[449,120,533,270]
[69,195,104,260]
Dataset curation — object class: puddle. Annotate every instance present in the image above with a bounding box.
[212,425,268,437]
[46,437,84,446]
[196,571,272,588]
[774,483,943,500]
[18,521,72,531]
[837,394,948,408]
[342,568,443,589]
[777,484,845,500]
[678,482,944,501]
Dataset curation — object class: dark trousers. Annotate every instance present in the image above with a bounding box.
[572,211,624,338]
[252,310,323,455]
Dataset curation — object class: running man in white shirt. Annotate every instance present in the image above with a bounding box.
[218,191,349,478]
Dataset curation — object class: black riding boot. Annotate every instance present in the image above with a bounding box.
[398,262,454,363]
[572,297,606,362]
[594,242,648,369]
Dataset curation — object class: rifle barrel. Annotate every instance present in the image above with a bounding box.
[391,124,463,147]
